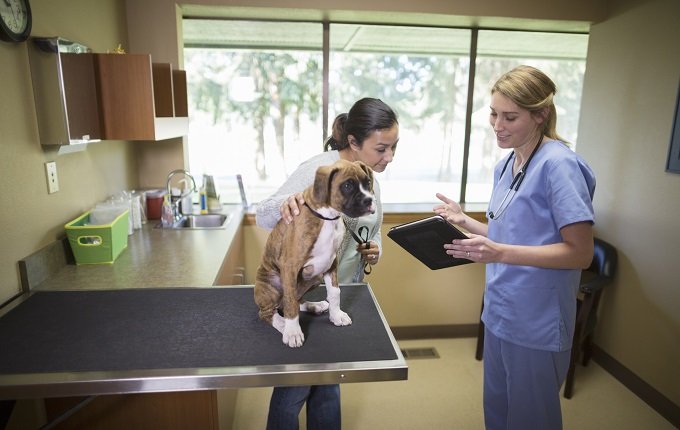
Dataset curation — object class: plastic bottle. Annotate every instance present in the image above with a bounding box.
[199,185,208,214]
[179,179,193,215]
[161,194,174,227]
[170,187,181,209]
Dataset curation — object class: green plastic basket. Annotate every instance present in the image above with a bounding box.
[65,210,129,265]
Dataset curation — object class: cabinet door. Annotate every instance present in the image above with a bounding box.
[95,54,156,140]
[214,225,245,285]
[45,391,218,429]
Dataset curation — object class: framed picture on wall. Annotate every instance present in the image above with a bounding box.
[666,83,680,173]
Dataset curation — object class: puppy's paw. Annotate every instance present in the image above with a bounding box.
[282,316,305,348]
[300,300,330,314]
[282,328,305,348]
[330,310,352,326]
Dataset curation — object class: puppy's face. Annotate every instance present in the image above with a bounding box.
[314,159,375,218]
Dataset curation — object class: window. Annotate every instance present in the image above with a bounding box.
[329,24,471,203]
[183,20,323,203]
[469,30,589,202]
[183,19,588,205]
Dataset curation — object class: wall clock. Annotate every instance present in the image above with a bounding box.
[0,0,32,43]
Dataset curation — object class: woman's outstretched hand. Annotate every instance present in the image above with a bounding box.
[434,193,466,227]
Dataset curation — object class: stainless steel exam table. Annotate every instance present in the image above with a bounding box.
[0,283,407,400]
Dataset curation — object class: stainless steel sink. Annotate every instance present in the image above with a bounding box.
[167,214,229,229]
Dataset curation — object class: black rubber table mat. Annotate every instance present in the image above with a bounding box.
[0,285,396,375]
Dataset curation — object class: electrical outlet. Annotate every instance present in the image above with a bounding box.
[45,161,59,194]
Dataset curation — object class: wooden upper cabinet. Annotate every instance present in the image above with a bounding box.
[95,54,155,140]
[94,54,188,141]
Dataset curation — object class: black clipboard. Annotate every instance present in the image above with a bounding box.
[387,215,473,270]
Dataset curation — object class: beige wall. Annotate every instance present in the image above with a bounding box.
[0,0,136,305]
[577,0,680,405]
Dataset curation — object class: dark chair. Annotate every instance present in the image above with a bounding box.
[474,237,618,399]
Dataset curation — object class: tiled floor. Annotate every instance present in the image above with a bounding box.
[230,338,674,429]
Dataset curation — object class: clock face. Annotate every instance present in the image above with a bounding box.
[0,0,32,43]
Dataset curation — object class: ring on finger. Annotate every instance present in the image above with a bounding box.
[466,251,470,258]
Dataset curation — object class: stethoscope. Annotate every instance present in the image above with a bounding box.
[488,136,543,220]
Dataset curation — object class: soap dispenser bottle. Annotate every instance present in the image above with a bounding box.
[161,194,174,227]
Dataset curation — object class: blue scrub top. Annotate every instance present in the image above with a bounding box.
[483,140,596,352]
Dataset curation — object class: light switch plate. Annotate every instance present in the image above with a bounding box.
[45,161,59,194]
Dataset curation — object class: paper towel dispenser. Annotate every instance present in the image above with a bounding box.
[28,37,102,148]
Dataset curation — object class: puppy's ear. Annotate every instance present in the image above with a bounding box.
[357,161,374,192]
[313,164,339,204]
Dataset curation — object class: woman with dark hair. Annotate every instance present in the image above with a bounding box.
[256,97,399,430]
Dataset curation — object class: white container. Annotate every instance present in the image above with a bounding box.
[90,201,128,225]
[179,179,194,215]
[130,193,143,230]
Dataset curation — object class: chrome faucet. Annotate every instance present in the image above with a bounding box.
[166,169,196,221]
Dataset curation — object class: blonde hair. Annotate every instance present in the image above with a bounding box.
[492,65,567,144]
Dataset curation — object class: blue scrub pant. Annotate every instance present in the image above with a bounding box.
[266,384,341,430]
[483,328,571,430]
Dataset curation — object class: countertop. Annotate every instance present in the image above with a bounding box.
[33,205,245,291]
[0,284,406,399]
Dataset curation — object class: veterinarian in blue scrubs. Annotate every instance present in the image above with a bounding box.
[434,66,595,430]
[256,97,399,430]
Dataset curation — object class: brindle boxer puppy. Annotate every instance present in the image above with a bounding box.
[254,159,375,347]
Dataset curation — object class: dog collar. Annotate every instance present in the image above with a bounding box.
[303,202,340,221]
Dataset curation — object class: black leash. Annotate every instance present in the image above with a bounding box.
[343,219,372,275]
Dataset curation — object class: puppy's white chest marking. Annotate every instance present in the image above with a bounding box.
[303,218,345,278]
